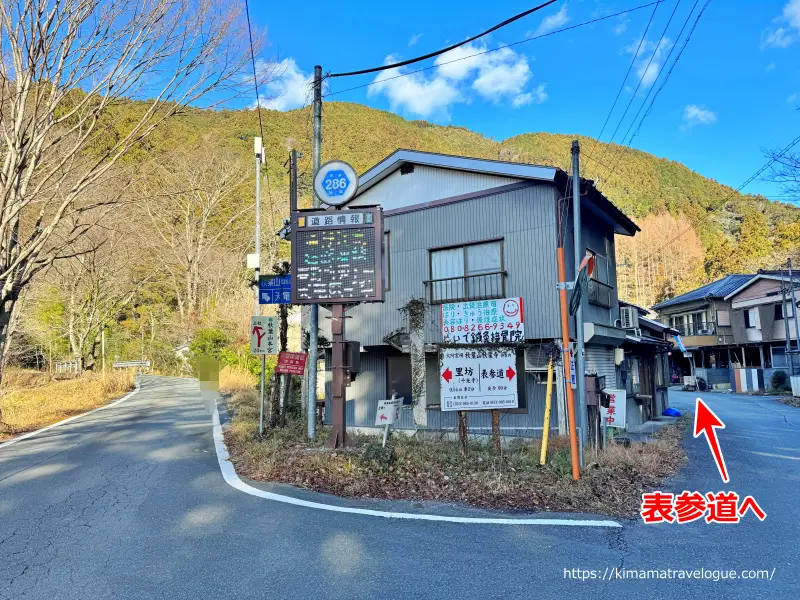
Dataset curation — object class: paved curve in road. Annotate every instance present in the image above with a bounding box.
[1,376,797,599]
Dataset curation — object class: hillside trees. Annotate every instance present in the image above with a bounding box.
[0,0,256,405]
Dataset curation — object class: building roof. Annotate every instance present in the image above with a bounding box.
[651,274,755,311]
[723,271,800,300]
[349,149,640,236]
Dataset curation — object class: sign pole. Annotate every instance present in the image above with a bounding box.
[307,65,323,441]
[571,140,587,469]
[328,303,349,448]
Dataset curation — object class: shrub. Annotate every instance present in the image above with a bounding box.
[771,370,789,390]
[361,441,396,472]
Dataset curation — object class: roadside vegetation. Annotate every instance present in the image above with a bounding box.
[0,369,135,441]
[223,377,691,517]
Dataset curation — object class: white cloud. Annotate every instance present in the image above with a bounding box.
[788,92,799,104]
[369,44,545,118]
[257,58,312,111]
[408,33,423,47]
[767,62,777,71]
[626,37,673,89]
[762,0,800,48]
[613,18,629,36]
[532,4,569,37]
[682,104,717,128]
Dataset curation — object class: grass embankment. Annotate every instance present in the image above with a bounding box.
[0,369,136,440]
[222,370,691,517]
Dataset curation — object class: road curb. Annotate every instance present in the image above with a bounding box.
[211,403,622,527]
[0,383,141,450]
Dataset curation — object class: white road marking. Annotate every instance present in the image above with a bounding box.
[749,451,800,461]
[0,384,141,450]
[211,404,622,527]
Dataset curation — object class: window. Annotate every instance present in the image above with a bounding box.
[717,310,730,327]
[744,308,757,328]
[383,231,390,291]
[386,356,412,405]
[774,302,794,320]
[772,346,789,368]
[429,240,503,303]
[586,248,609,283]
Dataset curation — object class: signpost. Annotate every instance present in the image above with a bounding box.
[440,347,518,411]
[250,316,278,355]
[259,275,291,305]
[276,351,307,375]
[375,395,403,447]
[440,297,524,344]
[291,160,384,448]
[600,388,626,429]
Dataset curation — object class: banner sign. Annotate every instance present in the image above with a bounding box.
[440,347,518,411]
[440,297,524,344]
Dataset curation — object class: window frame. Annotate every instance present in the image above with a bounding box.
[744,308,756,329]
[427,237,505,304]
[383,230,391,292]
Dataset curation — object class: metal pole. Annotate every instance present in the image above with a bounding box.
[307,65,322,440]
[789,259,800,373]
[571,140,587,469]
[101,327,105,378]
[255,137,265,435]
[328,303,348,447]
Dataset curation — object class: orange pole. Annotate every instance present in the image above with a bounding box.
[557,247,581,481]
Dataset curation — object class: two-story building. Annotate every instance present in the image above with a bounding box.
[317,149,650,437]
[653,270,800,390]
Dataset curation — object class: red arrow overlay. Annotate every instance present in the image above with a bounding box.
[694,398,729,483]
[441,367,453,383]
[506,366,516,381]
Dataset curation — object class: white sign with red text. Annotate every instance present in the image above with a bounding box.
[440,347,518,411]
[440,297,524,345]
[601,388,627,429]
[375,397,402,426]
[250,316,278,355]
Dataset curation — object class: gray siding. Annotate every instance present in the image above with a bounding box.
[321,183,562,346]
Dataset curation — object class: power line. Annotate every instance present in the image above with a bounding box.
[596,1,661,143]
[605,0,710,178]
[322,0,665,99]
[327,1,558,78]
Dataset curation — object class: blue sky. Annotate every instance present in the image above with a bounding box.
[250,0,800,199]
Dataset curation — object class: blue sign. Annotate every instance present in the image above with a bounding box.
[321,169,350,198]
[674,334,687,353]
[259,274,291,304]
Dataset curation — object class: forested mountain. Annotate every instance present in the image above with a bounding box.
[12,100,800,371]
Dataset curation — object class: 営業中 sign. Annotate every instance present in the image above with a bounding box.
[259,275,291,305]
[291,206,384,304]
[250,316,278,355]
[440,297,524,345]
[275,351,307,375]
[374,397,403,426]
[440,347,518,411]
[601,388,626,429]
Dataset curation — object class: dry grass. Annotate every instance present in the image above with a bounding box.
[0,369,136,438]
[219,365,258,395]
[223,387,692,517]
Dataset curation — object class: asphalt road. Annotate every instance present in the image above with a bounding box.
[1,376,797,599]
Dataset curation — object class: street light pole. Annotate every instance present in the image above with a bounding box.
[307,65,322,440]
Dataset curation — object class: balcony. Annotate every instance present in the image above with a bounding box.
[424,271,506,304]
[588,279,614,308]
[673,323,716,336]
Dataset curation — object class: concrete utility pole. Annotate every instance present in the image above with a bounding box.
[255,137,266,435]
[307,65,322,440]
[789,259,800,371]
[571,140,587,468]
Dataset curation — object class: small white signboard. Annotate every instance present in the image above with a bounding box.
[250,316,278,355]
[375,397,403,426]
[601,388,627,429]
[440,297,524,345]
[440,347,518,411]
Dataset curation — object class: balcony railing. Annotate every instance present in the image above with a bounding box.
[673,323,716,336]
[588,279,614,308]
[424,271,506,304]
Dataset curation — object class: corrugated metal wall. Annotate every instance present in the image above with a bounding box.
[585,344,617,383]
[324,182,563,346]
[350,165,521,212]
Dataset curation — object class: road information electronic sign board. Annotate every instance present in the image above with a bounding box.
[291,207,384,304]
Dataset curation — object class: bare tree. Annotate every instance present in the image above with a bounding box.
[140,146,252,327]
[765,148,800,201]
[0,0,256,397]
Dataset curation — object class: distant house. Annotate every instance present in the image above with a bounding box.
[315,149,674,436]
[652,270,800,390]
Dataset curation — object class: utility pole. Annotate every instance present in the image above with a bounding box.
[254,136,266,434]
[571,140,587,468]
[101,327,106,378]
[789,258,800,375]
[306,65,322,440]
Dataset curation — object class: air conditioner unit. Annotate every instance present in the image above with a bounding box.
[620,306,639,330]
[697,328,714,336]
[524,346,550,372]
